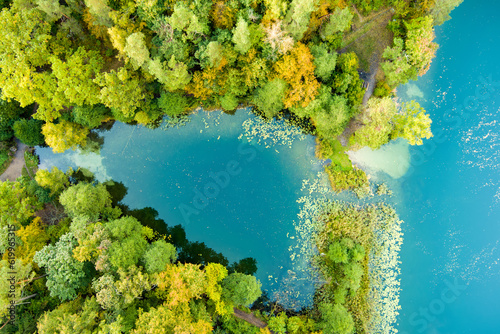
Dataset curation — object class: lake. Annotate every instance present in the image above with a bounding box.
[37,109,328,309]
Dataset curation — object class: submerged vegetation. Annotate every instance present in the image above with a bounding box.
[0,0,464,332]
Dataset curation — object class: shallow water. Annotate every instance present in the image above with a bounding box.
[38,109,323,309]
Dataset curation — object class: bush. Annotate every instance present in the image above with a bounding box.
[13,119,45,146]
[326,167,369,193]
[0,151,9,167]
[158,92,189,117]
[373,80,392,97]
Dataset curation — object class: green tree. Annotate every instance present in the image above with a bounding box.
[349,97,397,150]
[219,94,239,111]
[146,56,192,91]
[321,7,353,41]
[50,47,103,107]
[311,44,338,81]
[37,297,100,334]
[232,18,252,54]
[318,302,354,334]
[33,233,89,301]
[0,99,24,141]
[72,104,110,129]
[42,120,89,153]
[95,67,146,120]
[12,119,45,146]
[284,0,318,40]
[431,0,463,25]
[35,167,70,196]
[0,180,36,228]
[105,216,149,270]
[252,79,287,118]
[391,101,432,145]
[59,183,113,221]
[0,8,52,110]
[382,16,437,86]
[142,239,177,273]
[124,32,150,69]
[0,259,35,319]
[221,272,262,307]
[158,91,189,117]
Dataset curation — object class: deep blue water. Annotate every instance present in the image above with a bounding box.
[395,1,500,333]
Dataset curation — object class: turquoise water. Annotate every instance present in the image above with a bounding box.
[395,2,500,332]
[38,110,324,309]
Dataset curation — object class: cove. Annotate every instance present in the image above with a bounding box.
[37,109,324,309]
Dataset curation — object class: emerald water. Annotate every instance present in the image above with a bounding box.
[37,110,325,309]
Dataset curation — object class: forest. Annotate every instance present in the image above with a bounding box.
[0,0,462,332]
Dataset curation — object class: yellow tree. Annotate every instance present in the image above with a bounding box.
[274,43,320,108]
[42,120,89,153]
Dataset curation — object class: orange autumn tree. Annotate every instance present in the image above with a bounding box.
[274,43,320,109]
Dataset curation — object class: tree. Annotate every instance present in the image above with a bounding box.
[382,16,437,86]
[105,216,149,270]
[0,99,24,141]
[33,233,89,301]
[146,56,191,91]
[157,92,189,117]
[232,18,252,54]
[37,297,100,334]
[311,93,351,138]
[12,119,45,146]
[93,265,151,310]
[391,101,432,145]
[252,79,287,118]
[35,167,70,197]
[95,67,147,120]
[0,180,36,228]
[59,183,113,221]
[405,16,438,77]
[42,120,89,153]
[0,259,35,319]
[229,257,257,275]
[318,302,354,334]
[274,43,320,109]
[0,8,52,110]
[310,44,337,81]
[142,240,177,273]
[124,32,150,69]
[221,272,262,307]
[132,303,212,334]
[205,263,229,315]
[219,94,239,111]
[50,47,103,107]
[284,0,318,41]
[431,0,463,25]
[72,104,110,129]
[349,97,397,150]
[15,217,49,262]
[320,7,353,41]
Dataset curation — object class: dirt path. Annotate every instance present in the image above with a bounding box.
[0,139,27,182]
[233,308,274,333]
